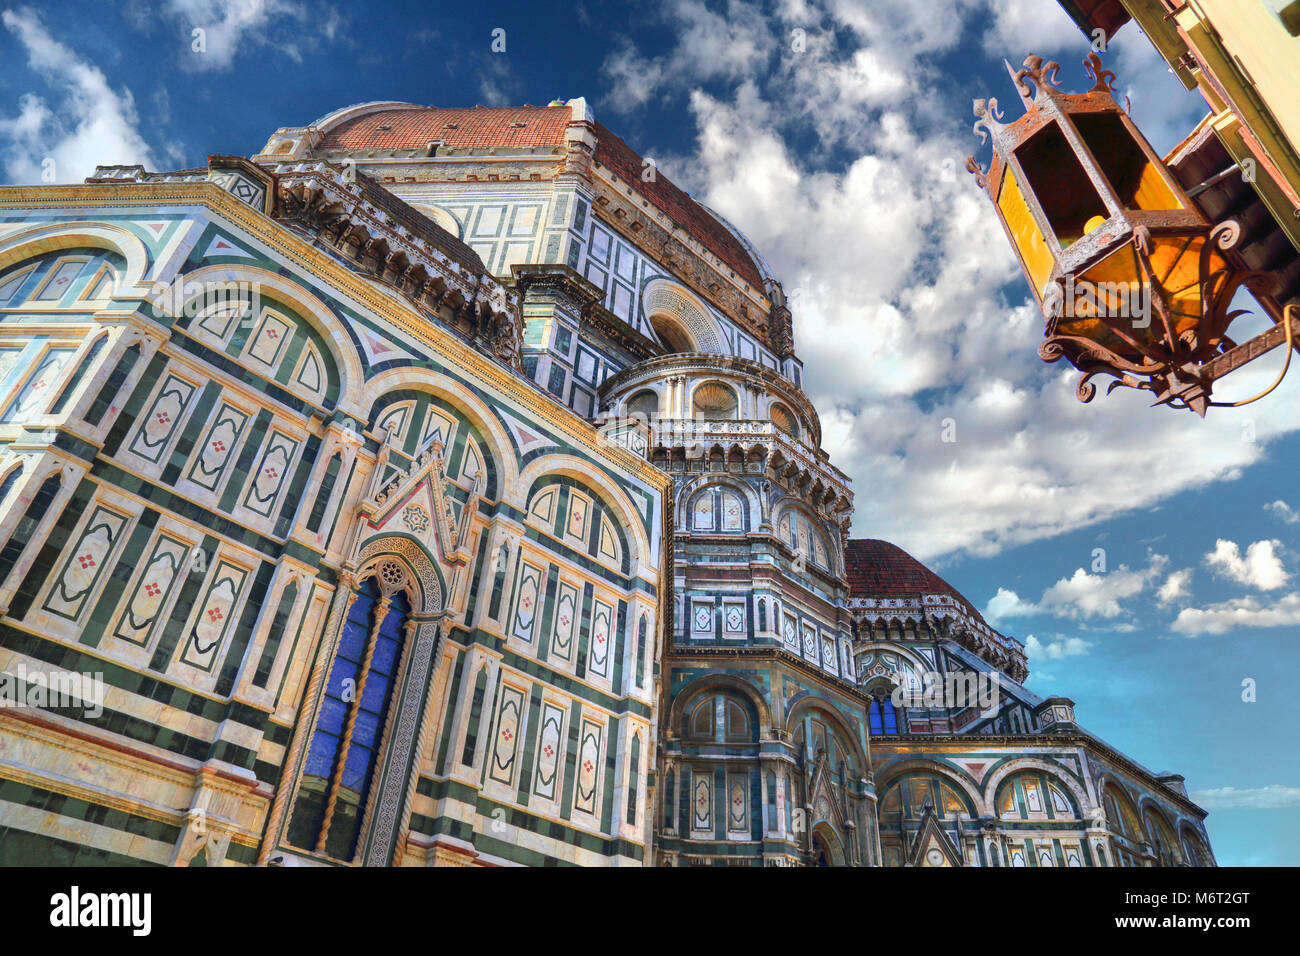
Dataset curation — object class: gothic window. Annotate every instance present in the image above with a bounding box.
[1143,806,1179,864]
[869,698,900,735]
[635,614,647,688]
[0,249,125,310]
[776,507,832,571]
[626,733,641,826]
[488,542,510,620]
[524,478,629,573]
[287,577,411,861]
[1102,783,1143,865]
[461,667,489,766]
[306,452,342,533]
[0,265,36,305]
[663,770,676,831]
[252,579,298,689]
[690,484,746,532]
[0,464,21,507]
[35,257,91,301]
[997,771,1078,821]
[757,598,767,632]
[880,774,974,822]
[1180,828,1208,867]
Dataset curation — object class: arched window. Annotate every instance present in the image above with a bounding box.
[776,507,832,571]
[685,692,757,743]
[690,484,745,532]
[688,696,715,738]
[625,389,659,421]
[869,698,900,735]
[880,773,974,822]
[626,733,641,826]
[287,578,411,860]
[692,381,737,421]
[635,614,647,688]
[488,542,511,620]
[1143,806,1179,864]
[0,465,22,506]
[0,472,61,586]
[724,698,751,741]
[997,771,1079,821]
[757,598,767,632]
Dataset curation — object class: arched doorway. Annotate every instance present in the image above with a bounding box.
[810,823,845,867]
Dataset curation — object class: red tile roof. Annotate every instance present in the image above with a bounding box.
[591,121,765,290]
[319,105,572,151]
[314,104,766,292]
[1053,0,1130,42]
[845,538,987,624]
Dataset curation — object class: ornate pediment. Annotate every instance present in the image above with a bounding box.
[353,433,479,567]
[904,807,965,867]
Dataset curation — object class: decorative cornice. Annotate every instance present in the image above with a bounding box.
[0,181,670,494]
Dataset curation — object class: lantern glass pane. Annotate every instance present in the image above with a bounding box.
[1015,120,1109,247]
[1073,112,1181,212]
[996,167,1057,297]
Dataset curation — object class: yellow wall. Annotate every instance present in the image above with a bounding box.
[1191,0,1300,156]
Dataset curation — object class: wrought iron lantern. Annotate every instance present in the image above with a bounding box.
[969,54,1296,416]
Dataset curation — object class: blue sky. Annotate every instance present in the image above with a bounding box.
[2,0,1297,865]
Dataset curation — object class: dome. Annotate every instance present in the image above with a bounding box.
[303,101,769,292]
[845,538,989,627]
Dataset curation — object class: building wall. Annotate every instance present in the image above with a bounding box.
[0,178,667,867]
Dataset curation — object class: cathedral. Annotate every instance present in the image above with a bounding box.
[0,98,1214,866]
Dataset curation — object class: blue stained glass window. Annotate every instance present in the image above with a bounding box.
[286,579,411,860]
[370,634,399,674]
[869,699,901,735]
[303,731,340,778]
[883,700,899,734]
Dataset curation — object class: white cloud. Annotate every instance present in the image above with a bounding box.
[1188,785,1300,810]
[1024,633,1093,660]
[1039,559,1161,619]
[1265,500,1300,525]
[985,587,1039,621]
[987,554,1166,621]
[0,8,158,184]
[1156,568,1193,605]
[1205,539,1289,591]
[601,0,773,113]
[1170,590,1300,636]
[599,0,1300,563]
[161,0,337,72]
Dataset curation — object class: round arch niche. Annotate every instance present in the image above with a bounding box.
[641,278,724,354]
